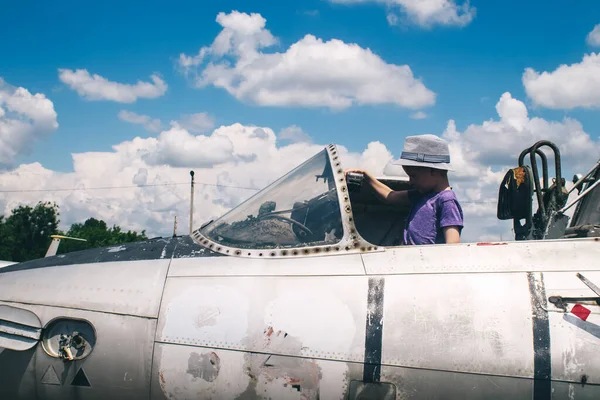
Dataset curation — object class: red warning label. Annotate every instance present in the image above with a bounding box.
[571,304,591,321]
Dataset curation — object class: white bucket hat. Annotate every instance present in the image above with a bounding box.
[391,134,453,171]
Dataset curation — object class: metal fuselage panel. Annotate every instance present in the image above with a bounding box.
[0,257,171,400]
[0,259,171,317]
[152,255,370,399]
[0,301,156,400]
[150,238,600,399]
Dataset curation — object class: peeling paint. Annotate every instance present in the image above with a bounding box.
[157,345,250,399]
[187,352,221,382]
[107,245,126,253]
[568,383,575,400]
[155,277,366,399]
[242,327,323,400]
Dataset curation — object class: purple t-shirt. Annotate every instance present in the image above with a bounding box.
[403,189,464,245]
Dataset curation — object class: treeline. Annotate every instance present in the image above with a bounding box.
[0,201,148,263]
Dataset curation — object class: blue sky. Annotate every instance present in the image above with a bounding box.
[2,0,600,172]
[1,0,600,241]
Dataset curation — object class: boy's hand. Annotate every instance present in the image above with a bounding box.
[344,168,366,177]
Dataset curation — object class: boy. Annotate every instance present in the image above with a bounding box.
[345,134,463,245]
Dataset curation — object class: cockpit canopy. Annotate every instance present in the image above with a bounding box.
[201,149,344,250]
[195,144,413,257]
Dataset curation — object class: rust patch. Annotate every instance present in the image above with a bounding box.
[512,167,526,188]
[159,370,174,400]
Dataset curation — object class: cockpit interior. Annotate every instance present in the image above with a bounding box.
[347,177,412,247]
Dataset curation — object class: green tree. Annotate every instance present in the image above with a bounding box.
[57,217,148,254]
[0,201,60,262]
[0,202,148,261]
[0,216,15,261]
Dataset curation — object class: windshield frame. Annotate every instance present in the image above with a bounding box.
[570,163,600,227]
[191,144,381,258]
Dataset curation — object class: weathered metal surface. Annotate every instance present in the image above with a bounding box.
[0,259,169,318]
[544,272,600,385]
[0,346,36,399]
[361,238,600,275]
[380,273,535,378]
[0,235,221,274]
[0,305,41,351]
[545,271,600,315]
[527,272,552,398]
[155,276,368,363]
[0,301,156,400]
[552,381,600,400]
[379,365,534,399]
[151,344,364,400]
[167,253,366,277]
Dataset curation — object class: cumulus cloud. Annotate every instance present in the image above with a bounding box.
[118,110,161,132]
[443,92,600,175]
[278,125,312,143]
[587,24,600,46]
[1,94,595,244]
[0,123,377,238]
[179,11,435,110]
[58,69,167,103]
[0,78,58,168]
[523,53,600,109]
[329,0,475,28]
[436,92,600,240]
[178,112,215,133]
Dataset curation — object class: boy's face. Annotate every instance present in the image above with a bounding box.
[402,166,439,193]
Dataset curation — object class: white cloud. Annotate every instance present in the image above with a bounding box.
[435,92,600,241]
[58,69,167,103]
[523,53,600,109]
[329,0,475,28]
[178,112,215,133]
[0,123,384,239]
[278,125,312,143]
[444,92,600,172]
[179,11,435,110]
[1,94,595,244]
[410,111,427,119]
[118,110,161,132]
[0,78,58,168]
[587,24,600,46]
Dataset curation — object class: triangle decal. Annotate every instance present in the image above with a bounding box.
[41,365,61,386]
[71,367,91,387]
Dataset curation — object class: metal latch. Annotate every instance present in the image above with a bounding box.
[548,273,600,315]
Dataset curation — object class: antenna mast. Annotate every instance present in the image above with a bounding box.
[189,170,195,235]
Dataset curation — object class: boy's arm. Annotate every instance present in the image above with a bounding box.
[442,226,461,244]
[439,197,463,244]
[345,168,410,207]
